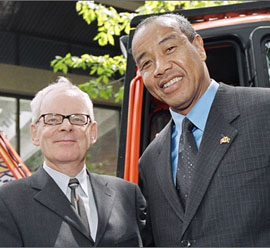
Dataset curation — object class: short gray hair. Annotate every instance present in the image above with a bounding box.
[30,77,95,123]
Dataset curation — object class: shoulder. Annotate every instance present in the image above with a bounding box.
[140,119,172,158]
[220,83,270,102]
[90,173,138,190]
[0,168,45,200]
[0,177,31,194]
[90,173,144,204]
[0,176,34,209]
[216,83,270,114]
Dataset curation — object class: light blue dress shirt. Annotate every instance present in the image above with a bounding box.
[43,163,98,240]
[170,80,219,184]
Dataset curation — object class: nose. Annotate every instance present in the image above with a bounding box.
[154,57,172,77]
[59,118,73,131]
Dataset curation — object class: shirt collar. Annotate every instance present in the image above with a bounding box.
[43,162,89,197]
[170,79,219,132]
[75,167,89,197]
[188,79,219,132]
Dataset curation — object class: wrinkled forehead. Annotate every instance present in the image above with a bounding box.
[133,17,180,44]
[132,17,181,58]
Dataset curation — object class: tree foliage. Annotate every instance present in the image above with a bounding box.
[51,1,242,102]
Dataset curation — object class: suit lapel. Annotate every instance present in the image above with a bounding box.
[89,173,115,246]
[181,83,240,236]
[31,167,94,243]
[156,120,185,220]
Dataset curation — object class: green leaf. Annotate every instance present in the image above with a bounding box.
[114,86,124,103]
[97,32,108,46]
[75,2,82,12]
[97,67,104,75]
[107,33,114,46]
[102,75,109,84]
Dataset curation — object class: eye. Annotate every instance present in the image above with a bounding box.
[70,114,88,125]
[73,116,85,124]
[141,60,151,70]
[46,116,60,124]
[166,46,176,53]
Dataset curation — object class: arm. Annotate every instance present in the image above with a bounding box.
[0,194,23,247]
[135,184,146,233]
[138,165,155,247]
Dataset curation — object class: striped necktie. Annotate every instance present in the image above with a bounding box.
[68,178,91,235]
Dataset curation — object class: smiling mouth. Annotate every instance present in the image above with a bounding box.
[55,140,75,143]
[163,77,183,88]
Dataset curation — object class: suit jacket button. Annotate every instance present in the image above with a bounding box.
[180,240,192,247]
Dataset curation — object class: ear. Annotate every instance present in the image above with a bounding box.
[192,34,207,61]
[30,123,40,146]
[89,121,98,145]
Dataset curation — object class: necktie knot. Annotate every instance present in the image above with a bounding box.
[182,117,195,132]
[68,178,80,189]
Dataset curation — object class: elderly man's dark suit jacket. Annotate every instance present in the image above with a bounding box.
[139,83,270,247]
[0,167,146,247]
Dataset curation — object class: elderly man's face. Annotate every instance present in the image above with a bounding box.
[30,89,97,170]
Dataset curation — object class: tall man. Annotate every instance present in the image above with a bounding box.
[0,77,146,247]
[132,13,270,246]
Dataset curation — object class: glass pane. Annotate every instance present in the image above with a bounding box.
[265,41,270,83]
[87,107,120,176]
[0,96,16,148]
[20,99,42,172]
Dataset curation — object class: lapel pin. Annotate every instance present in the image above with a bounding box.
[220,136,230,144]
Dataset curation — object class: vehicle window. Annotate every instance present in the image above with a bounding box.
[205,42,240,86]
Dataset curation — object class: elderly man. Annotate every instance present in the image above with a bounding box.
[0,77,145,247]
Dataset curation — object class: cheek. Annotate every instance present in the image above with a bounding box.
[142,72,155,90]
[78,130,92,148]
[38,128,56,146]
[83,135,91,148]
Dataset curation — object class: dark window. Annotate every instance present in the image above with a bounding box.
[205,41,242,86]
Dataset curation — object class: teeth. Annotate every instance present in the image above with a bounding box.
[163,77,182,88]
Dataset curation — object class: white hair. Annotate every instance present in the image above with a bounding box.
[30,76,95,123]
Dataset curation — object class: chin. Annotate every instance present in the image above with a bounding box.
[55,153,80,162]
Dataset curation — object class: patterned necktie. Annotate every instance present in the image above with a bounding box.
[68,178,90,234]
[176,117,198,210]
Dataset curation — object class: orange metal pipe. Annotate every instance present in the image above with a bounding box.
[124,71,144,183]
[129,78,143,183]
[124,75,136,180]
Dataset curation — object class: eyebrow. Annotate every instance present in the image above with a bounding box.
[135,34,177,65]
[136,52,146,65]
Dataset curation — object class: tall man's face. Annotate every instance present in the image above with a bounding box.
[30,89,97,171]
[132,17,210,115]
